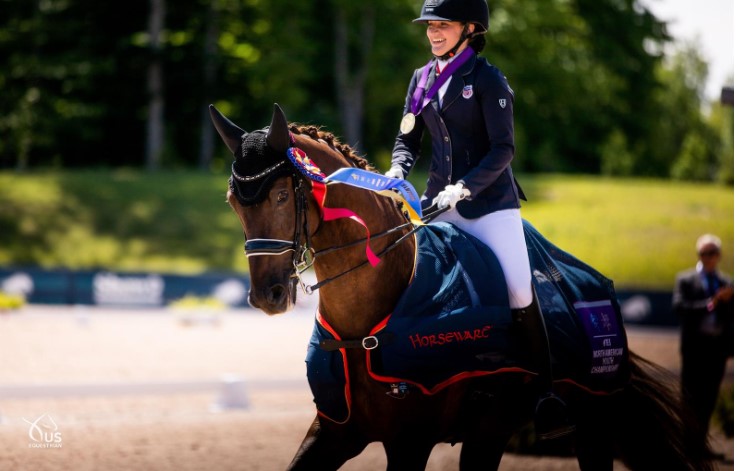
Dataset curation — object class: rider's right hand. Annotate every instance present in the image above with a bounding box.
[385,167,404,179]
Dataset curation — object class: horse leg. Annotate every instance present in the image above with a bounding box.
[459,434,511,471]
[573,401,614,471]
[383,439,435,471]
[575,428,614,471]
[287,415,369,471]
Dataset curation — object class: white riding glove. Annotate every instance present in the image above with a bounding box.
[433,182,471,210]
[385,167,404,179]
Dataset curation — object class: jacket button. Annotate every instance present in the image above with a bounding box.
[444,136,449,142]
[445,155,450,161]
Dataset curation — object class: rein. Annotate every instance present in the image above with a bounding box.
[301,204,449,293]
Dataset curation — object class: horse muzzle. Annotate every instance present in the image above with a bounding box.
[248,278,297,315]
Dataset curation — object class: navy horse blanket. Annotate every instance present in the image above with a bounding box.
[306,221,628,423]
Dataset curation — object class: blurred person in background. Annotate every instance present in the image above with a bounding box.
[672,233,733,452]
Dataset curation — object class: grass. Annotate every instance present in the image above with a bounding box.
[0,170,732,289]
[516,175,734,289]
[0,170,248,275]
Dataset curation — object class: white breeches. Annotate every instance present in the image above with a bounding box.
[434,208,533,308]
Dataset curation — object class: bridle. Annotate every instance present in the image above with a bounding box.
[235,165,315,285]
[232,153,423,295]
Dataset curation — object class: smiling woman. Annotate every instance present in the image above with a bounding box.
[387,0,580,440]
[425,20,474,58]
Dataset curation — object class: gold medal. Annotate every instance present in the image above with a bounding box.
[400,113,416,134]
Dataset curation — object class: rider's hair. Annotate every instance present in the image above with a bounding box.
[469,33,486,53]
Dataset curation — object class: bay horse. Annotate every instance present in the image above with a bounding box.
[211,103,712,471]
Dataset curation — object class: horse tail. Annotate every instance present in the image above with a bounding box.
[614,351,714,471]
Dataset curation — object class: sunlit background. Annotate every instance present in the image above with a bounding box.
[0,0,732,469]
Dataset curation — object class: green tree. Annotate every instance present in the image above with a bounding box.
[488,0,669,174]
[645,43,732,183]
[648,44,708,176]
[670,130,716,181]
[710,104,734,185]
[710,93,734,185]
[348,0,426,162]
[0,0,148,169]
[145,0,166,171]
[573,0,669,175]
[0,0,723,182]
[601,129,635,176]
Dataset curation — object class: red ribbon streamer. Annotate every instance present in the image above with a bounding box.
[312,180,381,267]
[288,133,380,267]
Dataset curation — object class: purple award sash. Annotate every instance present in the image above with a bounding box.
[410,47,475,116]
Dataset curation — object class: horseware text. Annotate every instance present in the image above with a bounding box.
[409,325,493,349]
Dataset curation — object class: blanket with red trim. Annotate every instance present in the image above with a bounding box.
[305,221,628,423]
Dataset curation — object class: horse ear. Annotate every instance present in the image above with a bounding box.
[209,104,245,156]
[266,103,290,152]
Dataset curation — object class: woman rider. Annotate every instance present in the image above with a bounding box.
[386,0,574,440]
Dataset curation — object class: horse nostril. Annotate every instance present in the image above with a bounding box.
[249,282,291,314]
[269,284,285,302]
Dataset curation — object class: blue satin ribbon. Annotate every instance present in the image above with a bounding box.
[325,168,424,223]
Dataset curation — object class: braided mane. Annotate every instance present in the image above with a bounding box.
[289,124,376,172]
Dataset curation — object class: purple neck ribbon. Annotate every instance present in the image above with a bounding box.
[410,47,475,116]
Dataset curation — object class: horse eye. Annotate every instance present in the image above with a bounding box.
[277,190,289,204]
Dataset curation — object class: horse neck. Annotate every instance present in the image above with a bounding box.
[310,179,415,339]
[289,133,415,337]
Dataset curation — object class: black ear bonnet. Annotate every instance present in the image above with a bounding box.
[229,129,295,205]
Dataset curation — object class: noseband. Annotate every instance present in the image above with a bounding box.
[234,162,315,284]
[242,177,310,259]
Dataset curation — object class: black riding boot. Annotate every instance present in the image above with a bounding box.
[512,288,575,440]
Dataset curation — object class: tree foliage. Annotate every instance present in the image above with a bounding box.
[0,0,731,183]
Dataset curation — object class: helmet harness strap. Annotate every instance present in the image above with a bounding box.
[436,23,481,61]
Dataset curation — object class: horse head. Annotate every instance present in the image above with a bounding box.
[212,103,413,326]
[210,103,320,314]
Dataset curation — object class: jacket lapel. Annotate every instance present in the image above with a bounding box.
[693,271,709,296]
[441,54,477,111]
[426,59,441,112]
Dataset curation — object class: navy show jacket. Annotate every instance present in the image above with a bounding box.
[391,53,524,219]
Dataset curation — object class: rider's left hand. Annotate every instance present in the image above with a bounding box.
[433,182,470,210]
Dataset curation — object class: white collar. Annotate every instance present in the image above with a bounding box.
[436,51,461,72]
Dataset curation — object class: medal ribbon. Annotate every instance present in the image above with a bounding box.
[409,47,475,116]
[325,168,424,224]
[310,179,381,267]
[287,134,381,267]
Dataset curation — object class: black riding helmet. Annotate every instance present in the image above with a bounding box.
[414,0,489,59]
[414,0,489,33]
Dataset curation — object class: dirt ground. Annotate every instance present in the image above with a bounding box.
[0,304,732,471]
